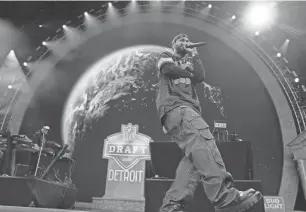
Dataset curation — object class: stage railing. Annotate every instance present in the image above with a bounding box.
[1,2,305,134]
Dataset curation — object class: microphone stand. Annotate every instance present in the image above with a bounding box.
[34,133,45,177]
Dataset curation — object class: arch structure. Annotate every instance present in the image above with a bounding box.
[8,9,298,210]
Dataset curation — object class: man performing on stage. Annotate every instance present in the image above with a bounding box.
[155,34,262,212]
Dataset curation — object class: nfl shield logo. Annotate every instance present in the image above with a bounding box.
[103,123,152,170]
[122,123,137,142]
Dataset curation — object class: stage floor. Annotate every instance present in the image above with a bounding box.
[0,205,89,212]
[0,205,303,212]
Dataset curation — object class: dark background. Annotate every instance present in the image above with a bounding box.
[19,21,283,202]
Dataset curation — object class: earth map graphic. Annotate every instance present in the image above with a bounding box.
[62,45,223,156]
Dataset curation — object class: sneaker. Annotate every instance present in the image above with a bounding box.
[29,201,35,207]
[160,200,186,212]
[215,189,263,212]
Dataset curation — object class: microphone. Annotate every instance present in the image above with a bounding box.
[185,41,206,49]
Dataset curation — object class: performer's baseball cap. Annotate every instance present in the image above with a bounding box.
[172,34,189,45]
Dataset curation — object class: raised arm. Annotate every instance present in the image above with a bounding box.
[157,52,194,78]
[191,55,205,83]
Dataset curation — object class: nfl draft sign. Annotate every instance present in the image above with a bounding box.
[92,123,152,212]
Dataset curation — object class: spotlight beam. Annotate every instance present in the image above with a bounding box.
[126,0,140,15]
[106,2,121,26]
[84,12,103,36]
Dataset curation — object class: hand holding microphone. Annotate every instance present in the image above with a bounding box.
[187,47,198,57]
[180,62,194,73]
[185,41,206,49]
[185,41,205,57]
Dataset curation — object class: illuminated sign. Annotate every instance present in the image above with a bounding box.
[103,123,151,171]
[214,120,227,129]
[101,123,152,202]
[95,124,151,212]
[264,196,285,212]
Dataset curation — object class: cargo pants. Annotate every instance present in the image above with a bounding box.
[159,106,239,212]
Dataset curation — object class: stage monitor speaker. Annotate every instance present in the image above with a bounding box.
[30,177,77,209]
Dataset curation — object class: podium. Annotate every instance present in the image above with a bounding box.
[92,124,152,212]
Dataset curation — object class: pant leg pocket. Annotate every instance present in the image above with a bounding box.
[200,129,225,168]
[182,108,214,139]
[182,108,225,168]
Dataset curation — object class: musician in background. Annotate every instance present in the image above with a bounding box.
[25,126,50,176]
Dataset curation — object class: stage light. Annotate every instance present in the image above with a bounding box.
[39,25,43,28]
[62,25,67,29]
[208,4,212,8]
[23,62,28,66]
[84,12,88,15]
[108,2,112,7]
[276,52,282,58]
[231,15,236,20]
[243,3,276,29]
[255,31,260,36]
[295,78,300,83]
[286,39,290,42]
[8,85,12,89]
[42,41,46,46]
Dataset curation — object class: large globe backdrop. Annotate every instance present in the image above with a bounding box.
[18,21,283,202]
[62,46,164,156]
